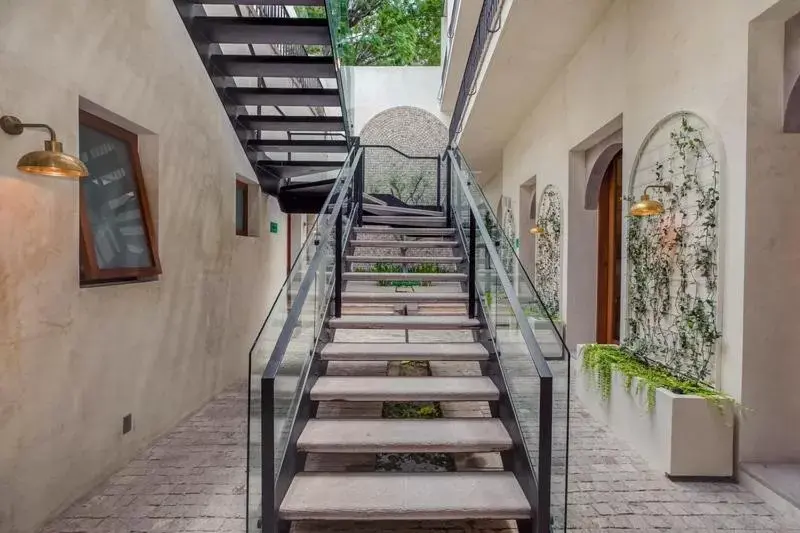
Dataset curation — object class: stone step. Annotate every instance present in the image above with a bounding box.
[346,255,463,264]
[362,215,447,227]
[354,227,455,236]
[342,272,466,282]
[310,376,499,402]
[296,419,512,453]
[279,472,530,521]
[320,342,489,361]
[363,204,444,217]
[328,315,479,330]
[341,292,468,304]
[350,239,459,248]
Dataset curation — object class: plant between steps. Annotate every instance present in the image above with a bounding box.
[581,344,730,412]
[357,262,445,287]
[378,360,455,472]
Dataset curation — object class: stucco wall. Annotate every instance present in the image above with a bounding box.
[492,0,784,456]
[352,67,449,135]
[741,1,800,462]
[0,2,286,532]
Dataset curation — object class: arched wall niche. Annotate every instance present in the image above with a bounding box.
[534,185,562,317]
[625,111,723,384]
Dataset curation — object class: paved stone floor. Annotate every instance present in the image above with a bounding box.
[40,378,800,533]
[40,322,800,533]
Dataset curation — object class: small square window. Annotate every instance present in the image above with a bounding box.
[236,180,249,236]
[78,111,161,284]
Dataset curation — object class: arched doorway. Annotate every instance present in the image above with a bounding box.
[519,177,536,279]
[596,151,622,344]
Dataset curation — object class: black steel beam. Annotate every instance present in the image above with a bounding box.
[209,54,335,78]
[247,139,348,153]
[190,16,331,46]
[238,115,344,132]
[227,87,341,107]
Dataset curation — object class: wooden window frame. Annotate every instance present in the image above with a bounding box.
[79,110,161,284]
[236,179,250,237]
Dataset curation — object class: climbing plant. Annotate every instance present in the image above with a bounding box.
[534,185,561,317]
[498,196,517,275]
[624,112,721,385]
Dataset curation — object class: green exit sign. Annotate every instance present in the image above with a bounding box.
[269,221,279,234]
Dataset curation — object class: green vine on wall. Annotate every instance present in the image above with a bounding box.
[534,185,562,317]
[625,114,721,385]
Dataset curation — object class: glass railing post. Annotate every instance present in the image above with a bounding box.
[334,211,343,317]
[537,377,553,533]
[356,153,365,226]
[445,154,453,227]
[468,211,477,318]
[260,376,275,533]
[436,155,442,208]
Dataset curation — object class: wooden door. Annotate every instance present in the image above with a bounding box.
[596,152,623,344]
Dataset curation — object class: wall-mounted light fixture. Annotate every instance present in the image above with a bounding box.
[1,115,88,178]
[630,183,673,216]
[529,225,544,236]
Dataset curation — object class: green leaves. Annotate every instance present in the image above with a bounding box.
[626,114,720,384]
[582,344,729,412]
[340,0,443,66]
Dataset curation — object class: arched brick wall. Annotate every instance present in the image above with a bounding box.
[360,106,448,205]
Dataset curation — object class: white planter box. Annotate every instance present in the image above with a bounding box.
[576,344,734,478]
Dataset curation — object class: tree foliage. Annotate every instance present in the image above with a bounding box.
[345,0,442,66]
[297,0,443,66]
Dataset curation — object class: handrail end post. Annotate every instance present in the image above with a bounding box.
[468,211,477,318]
[334,210,343,318]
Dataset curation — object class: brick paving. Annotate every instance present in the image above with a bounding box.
[40,328,800,532]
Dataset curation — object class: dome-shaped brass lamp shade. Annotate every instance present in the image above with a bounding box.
[529,225,544,235]
[629,183,673,217]
[17,140,88,178]
[1,115,88,179]
[629,194,664,216]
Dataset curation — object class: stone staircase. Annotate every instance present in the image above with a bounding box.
[276,211,534,525]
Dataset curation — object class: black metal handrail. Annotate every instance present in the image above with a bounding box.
[246,147,362,533]
[449,148,570,355]
[448,151,553,533]
[263,147,361,378]
[448,0,501,142]
[359,144,443,209]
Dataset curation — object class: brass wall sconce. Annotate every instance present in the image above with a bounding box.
[630,183,673,216]
[529,225,544,236]
[1,115,88,178]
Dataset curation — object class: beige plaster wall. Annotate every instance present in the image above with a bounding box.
[0,1,287,531]
[741,0,800,462]
[497,0,780,410]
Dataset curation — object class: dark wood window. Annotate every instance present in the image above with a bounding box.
[78,111,161,284]
[236,180,249,236]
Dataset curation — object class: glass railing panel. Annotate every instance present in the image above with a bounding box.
[245,228,318,533]
[246,149,360,533]
[450,163,552,530]
[324,0,354,137]
[452,152,571,531]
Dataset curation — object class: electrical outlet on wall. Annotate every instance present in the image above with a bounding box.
[122,414,133,435]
